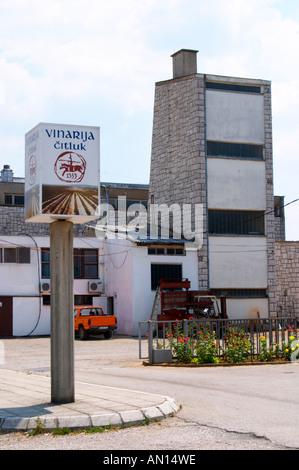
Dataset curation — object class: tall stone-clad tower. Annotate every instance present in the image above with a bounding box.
[149,50,209,289]
[149,49,276,318]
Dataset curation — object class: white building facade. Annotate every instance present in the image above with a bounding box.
[0,233,198,337]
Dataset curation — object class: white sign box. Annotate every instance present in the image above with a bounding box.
[25,123,100,224]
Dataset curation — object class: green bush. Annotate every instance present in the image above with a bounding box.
[194,330,219,364]
[222,327,252,363]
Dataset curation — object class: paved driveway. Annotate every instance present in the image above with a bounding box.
[0,335,298,450]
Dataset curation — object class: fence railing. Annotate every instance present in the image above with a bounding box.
[138,317,299,365]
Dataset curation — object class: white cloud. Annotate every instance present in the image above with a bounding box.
[0,0,173,121]
[0,0,298,236]
[0,80,4,105]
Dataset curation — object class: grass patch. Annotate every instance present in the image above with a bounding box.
[27,416,163,436]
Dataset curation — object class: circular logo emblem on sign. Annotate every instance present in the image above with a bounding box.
[28,155,37,186]
[54,152,86,183]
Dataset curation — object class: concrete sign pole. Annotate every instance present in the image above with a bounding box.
[25,123,100,403]
[50,220,75,403]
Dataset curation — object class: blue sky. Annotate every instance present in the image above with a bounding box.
[0,0,298,239]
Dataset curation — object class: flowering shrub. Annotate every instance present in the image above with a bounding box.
[169,323,194,363]
[258,325,299,362]
[282,325,299,361]
[172,336,194,363]
[149,321,299,365]
[222,328,252,363]
[194,330,219,364]
[258,336,279,362]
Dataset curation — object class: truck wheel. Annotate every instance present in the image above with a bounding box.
[104,330,112,339]
[79,325,89,340]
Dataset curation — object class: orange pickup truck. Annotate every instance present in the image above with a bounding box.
[74,306,117,340]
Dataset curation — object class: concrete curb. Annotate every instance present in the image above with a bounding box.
[0,396,179,432]
[0,370,179,432]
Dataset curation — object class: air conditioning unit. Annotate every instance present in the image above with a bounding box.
[40,280,50,293]
[88,280,102,293]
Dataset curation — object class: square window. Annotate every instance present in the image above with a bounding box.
[151,264,182,290]
[14,195,24,206]
[4,195,13,205]
[18,247,30,263]
[4,248,17,263]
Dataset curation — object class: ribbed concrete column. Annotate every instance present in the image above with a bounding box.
[50,220,74,403]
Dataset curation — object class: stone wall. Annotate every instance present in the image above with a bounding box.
[264,83,277,317]
[0,206,92,237]
[275,241,299,317]
[274,196,286,242]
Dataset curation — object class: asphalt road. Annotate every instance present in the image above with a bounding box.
[0,335,298,451]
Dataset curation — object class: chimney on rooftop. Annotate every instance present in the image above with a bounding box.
[171,49,198,79]
[1,165,14,182]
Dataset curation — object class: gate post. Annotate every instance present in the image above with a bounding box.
[148,321,154,365]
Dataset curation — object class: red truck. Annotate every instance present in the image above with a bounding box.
[74,306,117,340]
